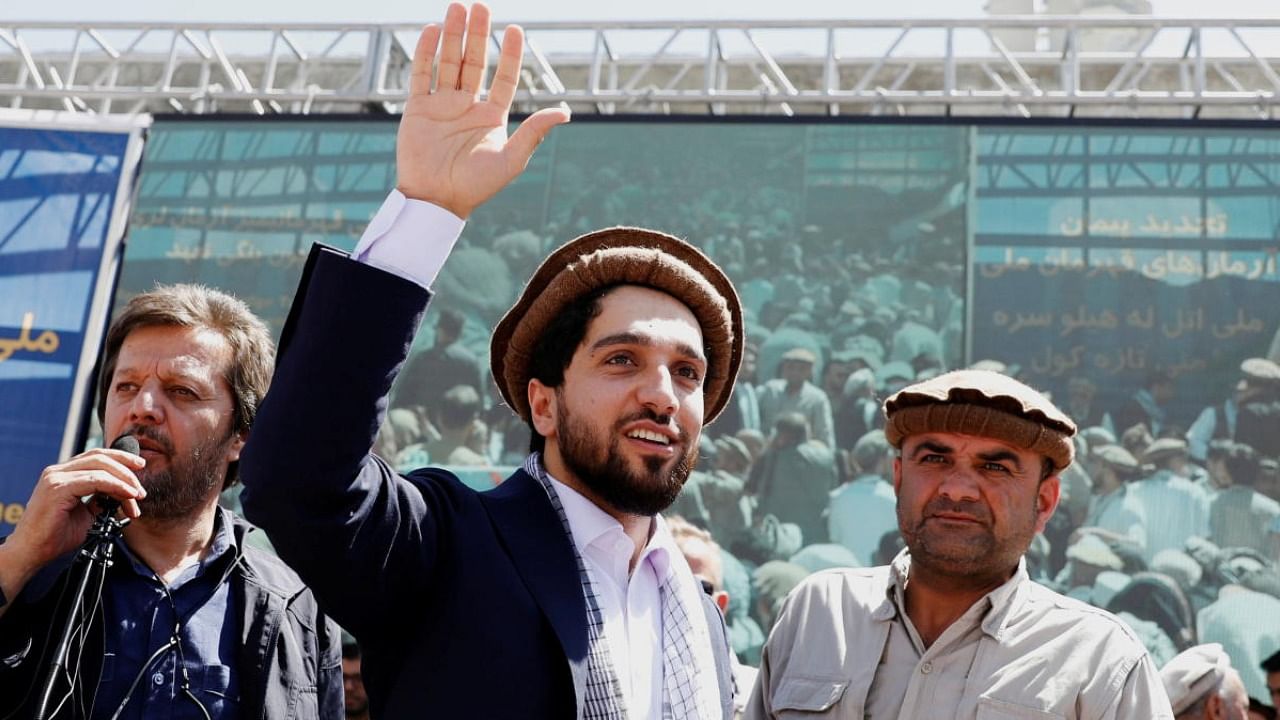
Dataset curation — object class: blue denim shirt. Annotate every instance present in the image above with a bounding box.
[93,508,242,720]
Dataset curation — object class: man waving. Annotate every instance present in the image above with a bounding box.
[238,4,739,718]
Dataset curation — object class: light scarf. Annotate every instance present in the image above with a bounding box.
[524,454,722,719]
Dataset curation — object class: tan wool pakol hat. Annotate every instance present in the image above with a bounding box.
[883,369,1078,471]
[490,226,744,425]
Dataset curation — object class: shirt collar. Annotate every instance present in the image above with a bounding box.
[880,549,1029,640]
[540,458,680,576]
[116,505,239,585]
[543,468,673,578]
[645,513,677,579]
[546,472,625,555]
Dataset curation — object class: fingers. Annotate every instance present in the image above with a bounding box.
[487,24,525,111]
[89,494,143,520]
[504,106,571,174]
[408,23,443,96]
[457,3,491,95]
[43,449,148,502]
[436,2,469,92]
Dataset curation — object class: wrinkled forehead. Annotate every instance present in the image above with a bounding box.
[900,431,1042,462]
[115,325,232,379]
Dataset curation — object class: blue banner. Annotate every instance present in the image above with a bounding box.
[0,125,132,532]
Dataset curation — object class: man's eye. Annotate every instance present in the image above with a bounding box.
[983,462,1011,474]
[114,382,137,393]
[921,455,946,464]
[675,365,701,382]
[605,354,633,366]
[170,387,196,398]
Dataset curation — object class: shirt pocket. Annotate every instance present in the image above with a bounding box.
[288,683,319,719]
[193,665,234,698]
[772,676,852,717]
[976,696,1066,720]
[191,664,240,717]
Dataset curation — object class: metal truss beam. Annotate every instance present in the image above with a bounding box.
[7,17,1280,117]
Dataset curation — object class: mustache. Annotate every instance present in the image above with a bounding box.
[921,498,991,525]
[117,424,175,455]
[614,408,687,442]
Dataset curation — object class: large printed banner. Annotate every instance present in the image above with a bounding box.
[0,116,144,532]
[116,118,1280,442]
[116,118,970,388]
[972,126,1280,428]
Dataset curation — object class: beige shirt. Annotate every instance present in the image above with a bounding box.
[746,552,1173,720]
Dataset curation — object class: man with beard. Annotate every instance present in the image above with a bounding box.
[236,3,737,718]
[746,369,1173,719]
[0,285,341,719]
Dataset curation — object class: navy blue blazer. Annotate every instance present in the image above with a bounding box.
[239,245,733,719]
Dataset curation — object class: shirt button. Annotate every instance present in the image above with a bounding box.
[152,672,165,685]
[920,662,933,675]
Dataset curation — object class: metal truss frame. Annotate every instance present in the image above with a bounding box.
[980,129,1280,194]
[8,16,1280,117]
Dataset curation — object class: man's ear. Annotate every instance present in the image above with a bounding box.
[1034,475,1062,534]
[225,429,248,464]
[1204,691,1223,720]
[528,379,557,440]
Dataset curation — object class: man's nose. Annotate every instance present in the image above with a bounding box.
[637,366,678,416]
[128,386,165,424]
[936,466,981,503]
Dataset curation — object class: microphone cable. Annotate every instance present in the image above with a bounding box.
[4,513,118,720]
[107,573,211,720]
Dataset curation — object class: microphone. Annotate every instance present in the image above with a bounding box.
[111,434,140,456]
[97,434,141,517]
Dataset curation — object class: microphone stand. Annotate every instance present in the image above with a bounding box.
[32,503,130,720]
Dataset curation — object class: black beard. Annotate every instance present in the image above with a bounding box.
[121,424,231,521]
[555,398,697,517]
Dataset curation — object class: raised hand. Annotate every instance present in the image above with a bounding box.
[396,2,570,218]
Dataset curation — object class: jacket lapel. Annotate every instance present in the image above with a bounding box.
[479,469,588,715]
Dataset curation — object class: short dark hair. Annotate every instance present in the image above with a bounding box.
[437,384,481,430]
[772,413,810,447]
[1261,647,1280,673]
[525,285,616,454]
[436,308,465,339]
[342,640,360,660]
[1040,458,1056,482]
[1249,697,1276,720]
[1208,439,1260,487]
[1146,367,1176,388]
[97,284,274,489]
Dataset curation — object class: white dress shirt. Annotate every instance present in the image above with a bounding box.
[353,189,465,288]
[548,474,673,719]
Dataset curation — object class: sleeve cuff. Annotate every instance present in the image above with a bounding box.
[353,189,465,288]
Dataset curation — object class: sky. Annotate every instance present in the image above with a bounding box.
[10,0,1280,61]
[13,0,1280,24]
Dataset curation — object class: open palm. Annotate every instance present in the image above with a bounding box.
[396,3,569,218]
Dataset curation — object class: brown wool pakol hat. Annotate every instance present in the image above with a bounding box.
[883,369,1077,471]
[490,226,744,425]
